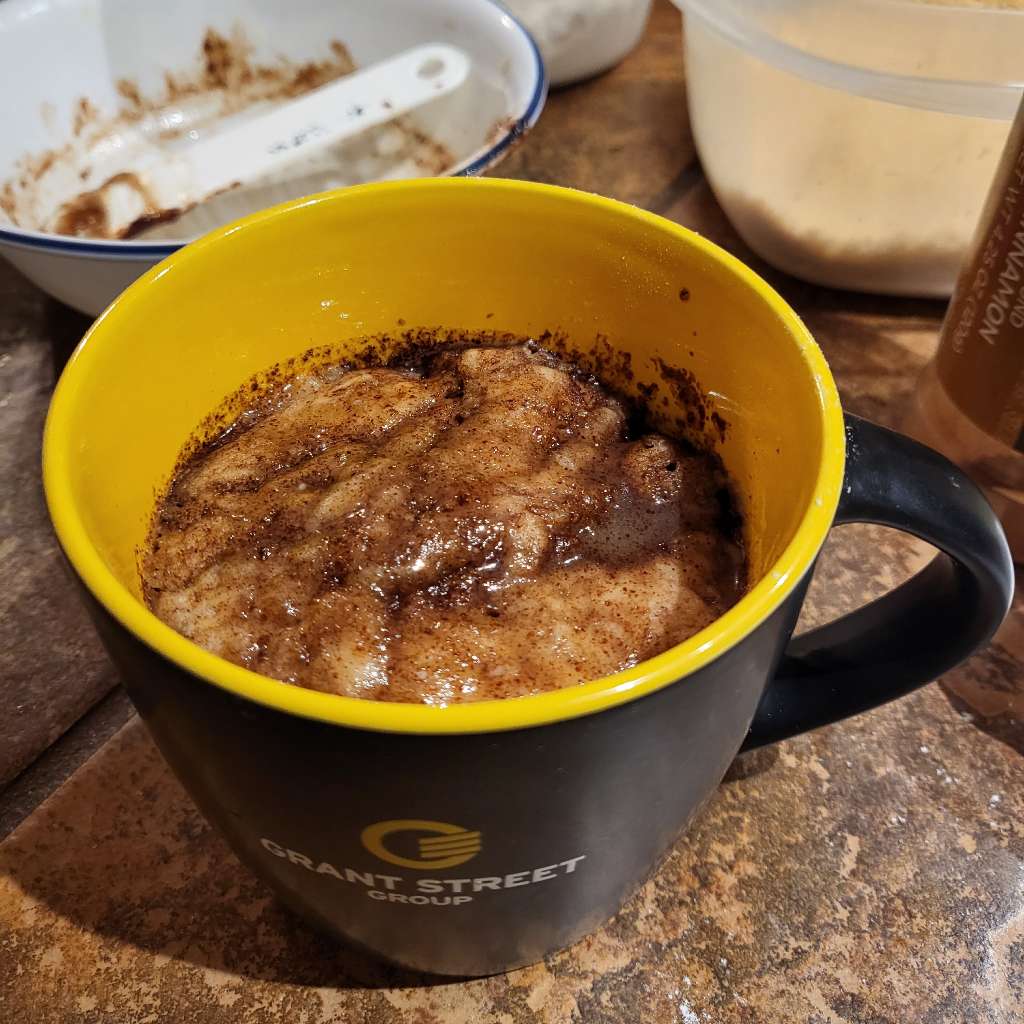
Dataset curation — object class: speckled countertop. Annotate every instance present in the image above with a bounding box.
[1,4,1022,1022]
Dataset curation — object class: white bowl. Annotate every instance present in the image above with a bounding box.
[0,0,545,316]
[502,0,652,86]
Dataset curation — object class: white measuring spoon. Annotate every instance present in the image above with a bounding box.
[50,43,471,239]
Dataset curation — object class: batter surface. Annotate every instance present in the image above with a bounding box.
[143,343,746,704]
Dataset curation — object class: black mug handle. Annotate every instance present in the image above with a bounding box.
[741,413,1014,751]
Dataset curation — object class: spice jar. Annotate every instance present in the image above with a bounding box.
[905,91,1024,557]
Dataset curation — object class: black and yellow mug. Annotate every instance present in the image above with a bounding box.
[43,179,1013,976]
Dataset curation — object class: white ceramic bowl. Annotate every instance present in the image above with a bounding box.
[0,0,545,316]
[503,0,652,86]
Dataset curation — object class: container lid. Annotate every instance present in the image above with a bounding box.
[675,0,1024,119]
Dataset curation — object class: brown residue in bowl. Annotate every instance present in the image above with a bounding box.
[481,114,529,169]
[1,26,448,239]
[0,182,15,221]
[202,28,236,89]
[115,79,144,113]
[196,27,356,98]
[404,127,456,177]
[51,170,192,239]
[72,97,99,137]
[52,185,109,238]
[485,115,517,147]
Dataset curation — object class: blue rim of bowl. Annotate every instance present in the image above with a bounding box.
[0,0,547,259]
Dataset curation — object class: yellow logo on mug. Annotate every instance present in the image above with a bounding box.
[361,819,482,870]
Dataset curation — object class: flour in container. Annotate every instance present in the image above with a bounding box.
[684,0,1024,296]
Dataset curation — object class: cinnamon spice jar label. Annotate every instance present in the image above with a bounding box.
[937,103,1024,451]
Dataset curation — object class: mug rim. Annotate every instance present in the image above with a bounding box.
[43,178,846,735]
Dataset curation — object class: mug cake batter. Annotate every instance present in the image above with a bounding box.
[142,342,745,704]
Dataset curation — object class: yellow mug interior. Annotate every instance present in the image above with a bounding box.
[43,178,845,733]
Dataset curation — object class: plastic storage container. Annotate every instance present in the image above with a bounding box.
[673,0,1024,297]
